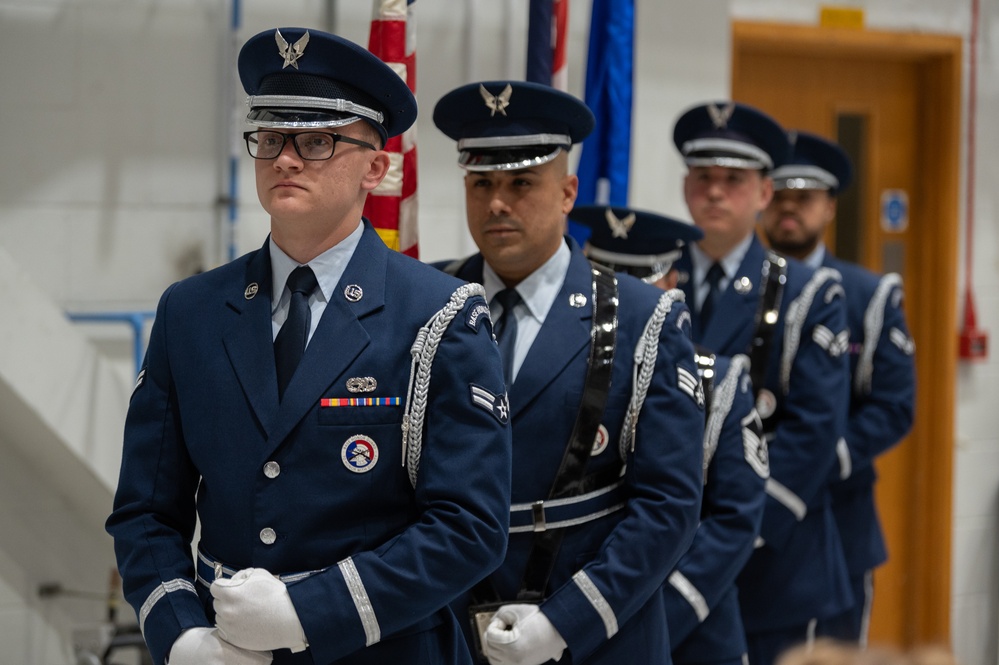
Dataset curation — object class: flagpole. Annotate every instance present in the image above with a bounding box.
[464,0,478,82]
[503,0,518,79]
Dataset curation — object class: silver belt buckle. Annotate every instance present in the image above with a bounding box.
[531,500,546,532]
[214,562,224,581]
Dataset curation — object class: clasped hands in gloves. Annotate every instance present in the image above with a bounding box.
[168,568,307,665]
[482,604,567,665]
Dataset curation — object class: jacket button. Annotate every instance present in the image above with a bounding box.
[259,528,276,545]
[263,461,281,478]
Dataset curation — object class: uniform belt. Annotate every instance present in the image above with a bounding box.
[196,549,325,588]
[508,480,626,533]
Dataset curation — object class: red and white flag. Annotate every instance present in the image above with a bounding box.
[364,0,419,258]
[526,0,569,91]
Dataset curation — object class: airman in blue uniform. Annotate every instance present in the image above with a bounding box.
[432,82,705,665]
[672,102,853,665]
[572,205,769,665]
[760,131,916,645]
[106,28,512,665]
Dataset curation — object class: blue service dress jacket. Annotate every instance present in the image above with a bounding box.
[665,354,768,664]
[106,221,513,665]
[821,254,915,578]
[443,238,705,665]
[675,235,852,633]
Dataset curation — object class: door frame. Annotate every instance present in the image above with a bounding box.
[732,21,962,645]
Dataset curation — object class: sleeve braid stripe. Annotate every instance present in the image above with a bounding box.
[572,570,619,639]
[338,557,381,646]
[138,578,197,636]
[668,570,710,622]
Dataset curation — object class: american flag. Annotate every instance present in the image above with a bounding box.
[364,0,419,258]
[526,0,569,91]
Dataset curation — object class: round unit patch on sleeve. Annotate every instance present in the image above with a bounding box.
[342,435,379,473]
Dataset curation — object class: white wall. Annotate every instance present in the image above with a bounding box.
[0,0,995,663]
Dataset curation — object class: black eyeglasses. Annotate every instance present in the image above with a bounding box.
[244,130,377,161]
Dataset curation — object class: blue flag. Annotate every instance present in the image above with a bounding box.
[573,0,635,243]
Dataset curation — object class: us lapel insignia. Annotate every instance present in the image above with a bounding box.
[244,283,259,299]
[569,293,587,308]
[344,284,363,302]
[734,276,753,294]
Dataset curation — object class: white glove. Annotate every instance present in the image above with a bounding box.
[167,627,272,665]
[211,568,308,653]
[483,604,567,665]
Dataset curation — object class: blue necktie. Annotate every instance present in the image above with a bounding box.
[493,288,522,386]
[274,265,318,401]
[700,262,725,329]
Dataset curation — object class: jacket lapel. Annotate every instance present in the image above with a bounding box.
[509,245,591,417]
[455,245,590,417]
[700,236,765,355]
[222,241,280,433]
[267,224,383,448]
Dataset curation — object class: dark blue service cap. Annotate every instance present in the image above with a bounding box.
[238,27,416,143]
[570,205,703,281]
[672,101,790,171]
[772,131,854,193]
[433,80,595,171]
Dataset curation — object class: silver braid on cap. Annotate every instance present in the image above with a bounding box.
[402,283,486,488]
[620,289,682,460]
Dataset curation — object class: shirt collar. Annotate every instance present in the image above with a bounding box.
[803,243,826,270]
[689,232,754,284]
[483,239,571,323]
[269,221,365,311]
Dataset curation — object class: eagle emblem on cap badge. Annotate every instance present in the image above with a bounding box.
[605,208,636,239]
[480,84,513,117]
[707,102,736,129]
[275,29,310,69]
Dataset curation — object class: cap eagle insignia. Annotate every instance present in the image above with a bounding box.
[605,208,636,239]
[707,102,736,129]
[480,84,513,117]
[275,29,310,69]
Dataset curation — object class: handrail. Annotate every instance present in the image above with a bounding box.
[66,311,156,375]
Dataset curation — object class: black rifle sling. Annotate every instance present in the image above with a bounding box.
[748,252,786,399]
[517,262,619,601]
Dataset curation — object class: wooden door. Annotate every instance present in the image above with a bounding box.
[732,21,962,647]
